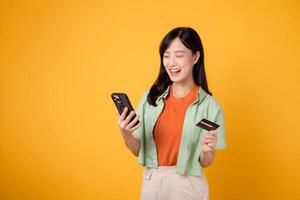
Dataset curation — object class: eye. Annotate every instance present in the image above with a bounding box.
[176,55,184,57]
[163,55,169,58]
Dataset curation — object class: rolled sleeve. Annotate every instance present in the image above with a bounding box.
[214,106,226,150]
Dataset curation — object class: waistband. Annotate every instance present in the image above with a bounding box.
[145,166,177,174]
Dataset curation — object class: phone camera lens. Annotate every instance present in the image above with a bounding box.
[112,95,122,104]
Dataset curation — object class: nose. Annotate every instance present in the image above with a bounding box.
[167,56,177,67]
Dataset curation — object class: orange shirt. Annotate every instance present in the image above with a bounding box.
[153,84,200,166]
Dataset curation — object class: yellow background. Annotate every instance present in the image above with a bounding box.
[1,0,300,199]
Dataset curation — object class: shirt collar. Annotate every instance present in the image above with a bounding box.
[156,85,208,104]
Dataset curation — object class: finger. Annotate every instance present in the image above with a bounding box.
[204,138,215,144]
[205,138,216,144]
[202,134,212,142]
[205,135,216,141]
[205,132,216,139]
[119,107,128,121]
[208,130,217,136]
[202,144,214,152]
[208,142,216,149]
[123,111,136,126]
[128,121,141,132]
[126,114,140,129]
[203,135,213,141]
[204,136,217,143]
[204,137,214,141]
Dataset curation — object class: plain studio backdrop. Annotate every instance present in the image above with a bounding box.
[0,0,299,199]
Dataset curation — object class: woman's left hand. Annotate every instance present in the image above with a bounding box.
[201,130,217,153]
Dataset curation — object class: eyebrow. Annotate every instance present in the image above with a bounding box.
[164,50,186,54]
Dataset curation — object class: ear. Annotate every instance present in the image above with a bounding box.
[193,51,200,64]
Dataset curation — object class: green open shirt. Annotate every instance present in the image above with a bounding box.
[133,86,226,176]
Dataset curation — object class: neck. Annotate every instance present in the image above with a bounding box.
[171,80,196,98]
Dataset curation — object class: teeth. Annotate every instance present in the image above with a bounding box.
[170,69,180,72]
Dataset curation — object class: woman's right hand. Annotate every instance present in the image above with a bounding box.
[117,107,141,137]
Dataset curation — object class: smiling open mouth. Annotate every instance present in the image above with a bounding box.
[169,68,181,75]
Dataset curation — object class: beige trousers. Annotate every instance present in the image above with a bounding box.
[140,166,209,200]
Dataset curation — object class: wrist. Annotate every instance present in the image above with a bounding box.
[122,132,130,139]
[202,149,215,155]
[122,132,135,142]
[200,150,215,167]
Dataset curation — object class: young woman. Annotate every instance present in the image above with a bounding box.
[116,27,226,200]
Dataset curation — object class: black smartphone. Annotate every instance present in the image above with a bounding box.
[111,93,139,126]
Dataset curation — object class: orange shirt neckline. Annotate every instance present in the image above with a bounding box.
[168,84,199,102]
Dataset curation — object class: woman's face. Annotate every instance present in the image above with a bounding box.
[163,37,200,84]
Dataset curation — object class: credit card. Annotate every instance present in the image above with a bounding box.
[196,119,220,131]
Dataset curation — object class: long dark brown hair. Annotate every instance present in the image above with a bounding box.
[147,27,212,106]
